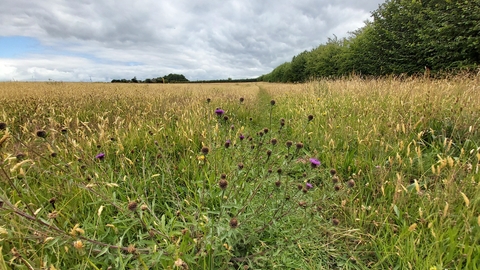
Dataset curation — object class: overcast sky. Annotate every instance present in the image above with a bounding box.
[0,0,384,82]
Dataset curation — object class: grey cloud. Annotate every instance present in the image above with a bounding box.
[0,0,385,81]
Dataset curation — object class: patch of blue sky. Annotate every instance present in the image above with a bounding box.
[0,35,144,66]
[0,36,43,57]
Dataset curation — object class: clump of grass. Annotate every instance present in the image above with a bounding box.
[0,77,479,269]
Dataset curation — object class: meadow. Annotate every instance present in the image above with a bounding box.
[0,77,479,269]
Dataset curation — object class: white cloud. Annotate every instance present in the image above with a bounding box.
[0,0,385,81]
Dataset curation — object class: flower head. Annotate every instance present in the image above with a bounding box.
[95,152,105,160]
[239,134,245,140]
[215,108,225,116]
[309,158,320,168]
[306,182,313,189]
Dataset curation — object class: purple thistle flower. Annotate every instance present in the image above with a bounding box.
[306,182,313,189]
[309,158,320,168]
[95,152,105,160]
[239,134,245,140]
[215,109,225,116]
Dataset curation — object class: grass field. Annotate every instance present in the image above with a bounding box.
[0,78,479,269]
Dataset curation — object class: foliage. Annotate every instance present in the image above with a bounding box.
[0,77,479,269]
[260,0,480,82]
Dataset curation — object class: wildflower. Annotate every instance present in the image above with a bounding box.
[332,218,340,226]
[332,176,339,184]
[280,118,285,127]
[238,163,244,170]
[308,115,314,121]
[174,258,187,268]
[36,130,47,138]
[334,184,341,191]
[239,97,244,103]
[73,240,84,250]
[271,138,277,145]
[224,140,231,148]
[61,127,68,134]
[309,158,320,168]
[239,134,245,140]
[347,179,355,188]
[266,150,272,157]
[296,142,304,149]
[215,108,224,116]
[221,173,227,179]
[330,169,337,176]
[128,201,138,211]
[219,179,228,190]
[207,98,211,103]
[275,180,281,187]
[286,141,293,148]
[127,244,136,254]
[141,204,149,211]
[95,152,105,160]
[230,125,235,130]
[229,218,238,228]
[270,100,276,106]
[201,146,209,155]
[306,182,313,189]
[263,128,269,134]
[0,122,6,130]
[223,115,229,121]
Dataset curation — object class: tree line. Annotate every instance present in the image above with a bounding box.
[111,74,258,84]
[111,73,189,83]
[258,0,480,82]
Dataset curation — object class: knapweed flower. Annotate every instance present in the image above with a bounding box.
[229,218,238,229]
[215,108,225,116]
[36,130,47,138]
[95,152,105,160]
[306,182,313,189]
[219,179,228,189]
[239,134,245,140]
[224,140,231,148]
[347,179,355,188]
[0,122,6,130]
[309,158,320,168]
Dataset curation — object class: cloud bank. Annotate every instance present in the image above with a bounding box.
[0,0,384,81]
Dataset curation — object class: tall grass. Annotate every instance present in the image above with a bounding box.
[0,77,479,269]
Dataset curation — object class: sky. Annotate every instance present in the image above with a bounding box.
[0,0,385,82]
